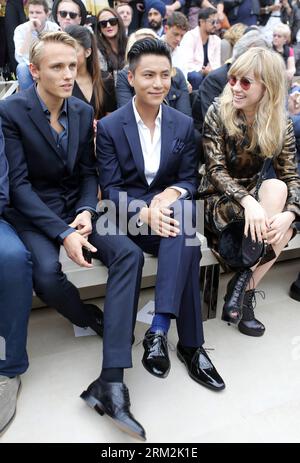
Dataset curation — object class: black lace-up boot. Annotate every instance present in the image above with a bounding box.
[222,269,253,324]
[238,289,265,337]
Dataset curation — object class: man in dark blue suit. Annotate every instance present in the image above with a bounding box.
[0,122,32,435]
[97,39,225,391]
[0,31,146,440]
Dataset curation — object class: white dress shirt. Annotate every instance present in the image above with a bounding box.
[132,98,187,197]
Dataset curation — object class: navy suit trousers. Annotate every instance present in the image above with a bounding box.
[17,225,144,370]
[0,219,32,377]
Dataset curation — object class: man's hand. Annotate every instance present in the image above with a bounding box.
[69,210,93,238]
[139,206,180,237]
[63,232,97,268]
[29,18,42,32]
[150,187,181,209]
[201,64,212,76]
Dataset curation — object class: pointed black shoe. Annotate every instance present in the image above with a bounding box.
[85,304,104,337]
[238,289,265,337]
[289,273,300,302]
[222,269,253,324]
[177,343,225,391]
[142,329,170,378]
[80,378,146,441]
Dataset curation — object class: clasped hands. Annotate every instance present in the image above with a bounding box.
[139,188,181,237]
[63,210,97,268]
[241,195,295,245]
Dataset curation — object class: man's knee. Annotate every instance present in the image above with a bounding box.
[33,260,63,293]
[0,240,31,277]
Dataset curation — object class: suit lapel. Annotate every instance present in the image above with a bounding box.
[122,102,147,185]
[66,99,80,172]
[151,104,174,188]
[27,86,63,161]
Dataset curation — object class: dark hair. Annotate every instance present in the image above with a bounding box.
[166,12,189,31]
[96,7,127,72]
[28,0,49,13]
[198,7,217,21]
[65,24,104,119]
[128,38,172,73]
[52,0,87,26]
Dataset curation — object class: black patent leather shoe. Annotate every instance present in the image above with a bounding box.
[80,378,146,441]
[85,304,104,337]
[222,269,253,324]
[142,329,170,378]
[177,343,225,391]
[290,273,300,302]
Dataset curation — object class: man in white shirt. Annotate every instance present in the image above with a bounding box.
[179,7,221,90]
[161,11,189,80]
[96,40,225,429]
[14,0,59,89]
[14,0,59,65]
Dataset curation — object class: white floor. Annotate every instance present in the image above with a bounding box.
[1,260,300,443]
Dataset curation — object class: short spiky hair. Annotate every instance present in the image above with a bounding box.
[30,31,77,66]
[28,0,49,13]
[198,7,217,21]
[127,38,171,73]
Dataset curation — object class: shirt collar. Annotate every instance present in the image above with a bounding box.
[132,96,162,129]
[34,84,68,117]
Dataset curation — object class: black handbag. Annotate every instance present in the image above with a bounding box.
[218,159,272,269]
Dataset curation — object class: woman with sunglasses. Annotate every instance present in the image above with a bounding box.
[65,25,116,120]
[52,0,86,30]
[96,7,127,81]
[199,47,300,337]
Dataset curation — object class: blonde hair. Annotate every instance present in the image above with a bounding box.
[30,31,77,67]
[219,47,288,158]
[223,23,247,47]
[273,23,291,43]
[125,28,158,61]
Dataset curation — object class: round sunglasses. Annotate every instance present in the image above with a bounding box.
[98,17,118,28]
[58,10,80,19]
[228,75,253,91]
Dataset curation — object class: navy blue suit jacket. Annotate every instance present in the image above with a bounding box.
[0,86,98,241]
[97,101,199,219]
[0,121,9,216]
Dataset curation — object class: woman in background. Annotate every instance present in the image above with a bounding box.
[65,24,116,119]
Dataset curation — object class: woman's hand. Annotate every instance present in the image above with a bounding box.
[241,195,269,242]
[266,211,295,245]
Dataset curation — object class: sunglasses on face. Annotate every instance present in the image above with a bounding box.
[228,75,253,91]
[206,19,219,25]
[58,10,80,19]
[98,17,118,28]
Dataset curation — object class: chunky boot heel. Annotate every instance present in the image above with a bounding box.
[222,269,253,324]
[238,289,265,337]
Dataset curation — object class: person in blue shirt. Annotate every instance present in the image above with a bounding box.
[0,121,33,435]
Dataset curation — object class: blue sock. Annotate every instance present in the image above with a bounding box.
[150,313,171,334]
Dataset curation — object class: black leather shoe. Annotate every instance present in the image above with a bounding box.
[290,273,300,302]
[85,304,104,337]
[142,329,170,378]
[177,343,225,391]
[238,289,265,337]
[80,378,146,441]
[222,269,253,324]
